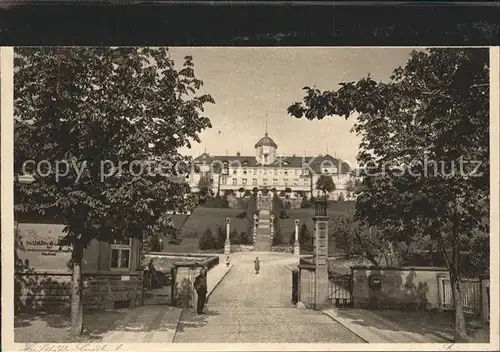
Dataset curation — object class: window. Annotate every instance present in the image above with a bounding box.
[243,169,247,175]
[273,179,278,186]
[295,169,299,175]
[221,177,227,185]
[304,169,309,176]
[242,178,247,185]
[263,169,267,175]
[304,179,309,186]
[233,169,237,174]
[232,178,237,185]
[110,239,132,270]
[294,179,299,186]
[253,179,257,185]
[284,178,288,186]
[263,179,268,186]
[253,169,257,175]
[284,170,288,176]
[274,169,278,175]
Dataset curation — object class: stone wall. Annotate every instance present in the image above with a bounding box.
[351,266,449,310]
[230,245,255,252]
[271,245,294,253]
[15,271,143,312]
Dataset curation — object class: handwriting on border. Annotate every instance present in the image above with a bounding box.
[23,343,124,352]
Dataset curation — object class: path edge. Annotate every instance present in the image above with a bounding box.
[321,308,369,343]
[208,264,233,298]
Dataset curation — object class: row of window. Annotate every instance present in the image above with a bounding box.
[214,168,311,176]
[221,178,309,186]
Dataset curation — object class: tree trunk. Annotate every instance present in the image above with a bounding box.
[450,272,469,342]
[70,242,84,338]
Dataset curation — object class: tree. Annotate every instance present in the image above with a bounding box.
[14,47,214,337]
[198,174,214,203]
[288,48,489,342]
[315,175,336,196]
[345,179,355,193]
[198,227,216,250]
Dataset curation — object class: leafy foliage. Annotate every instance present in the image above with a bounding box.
[14,47,214,336]
[288,48,489,342]
[315,175,336,195]
[198,227,217,251]
[197,174,214,203]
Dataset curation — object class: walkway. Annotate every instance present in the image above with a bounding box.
[101,258,232,343]
[173,252,363,343]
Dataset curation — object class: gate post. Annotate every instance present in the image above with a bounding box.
[313,197,329,310]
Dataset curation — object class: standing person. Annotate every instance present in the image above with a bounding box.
[194,267,208,314]
[148,259,160,289]
[254,257,260,274]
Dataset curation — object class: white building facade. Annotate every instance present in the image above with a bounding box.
[189,133,360,200]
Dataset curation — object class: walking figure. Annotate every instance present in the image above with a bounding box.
[194,267,208,314]
[254,257,260,274]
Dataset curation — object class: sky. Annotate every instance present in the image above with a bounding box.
[171,47,415,167]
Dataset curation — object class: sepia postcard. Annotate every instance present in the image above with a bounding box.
[1,6,499,350]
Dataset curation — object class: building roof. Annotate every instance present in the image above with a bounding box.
[193,153,351,174]
[254,133,278,149]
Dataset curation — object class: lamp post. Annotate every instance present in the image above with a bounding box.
[224,217,231,255]
[294,219,300,256]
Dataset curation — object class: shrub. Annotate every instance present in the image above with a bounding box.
[215,225,227,249]
[238,187,245,193]
[272,231,284,246]
[198,227,216,250]
[301,197,313,208]
[285,187,292,193]
[237,231,251,245]
[236,211,247,218]
[299,223,312,251]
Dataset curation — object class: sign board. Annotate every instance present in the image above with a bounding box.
[121,275,131,281]
[16,223,72,271]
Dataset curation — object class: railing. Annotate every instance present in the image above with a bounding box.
[439,278,482,315]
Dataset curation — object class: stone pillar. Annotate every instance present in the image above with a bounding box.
[313,215,329,310]
[253,214,258,246]
[294,219,300,256]
[224,217,231,255]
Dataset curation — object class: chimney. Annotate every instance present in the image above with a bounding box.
[237,152,241,156]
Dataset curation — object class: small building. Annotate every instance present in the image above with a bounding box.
[14,176,144,312]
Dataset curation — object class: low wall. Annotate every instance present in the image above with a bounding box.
[15,270,143,313]
[271,245,294,253]
[230,245,255,252]
[351,266,449,310]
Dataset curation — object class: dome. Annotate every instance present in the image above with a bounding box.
[254,133,278,149]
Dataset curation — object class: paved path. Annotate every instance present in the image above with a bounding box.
[173,252,363,343]
[101,260,232,343]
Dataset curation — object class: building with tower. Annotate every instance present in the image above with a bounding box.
[188,130,359,200]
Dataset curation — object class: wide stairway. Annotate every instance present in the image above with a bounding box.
[255,210,272,251]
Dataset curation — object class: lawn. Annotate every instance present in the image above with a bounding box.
[163,201,357,253]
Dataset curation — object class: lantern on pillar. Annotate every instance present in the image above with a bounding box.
[314,196,328,217]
